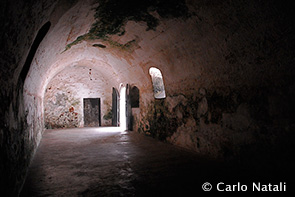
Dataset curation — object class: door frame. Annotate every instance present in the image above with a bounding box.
[112,87,119,126]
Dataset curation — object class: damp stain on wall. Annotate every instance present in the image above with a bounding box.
[65,0,189,51]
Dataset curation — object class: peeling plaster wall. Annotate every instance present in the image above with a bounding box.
[0,0,62,195]
[44,65,112,128]
[124,1,294,163]
[138,86,295,161]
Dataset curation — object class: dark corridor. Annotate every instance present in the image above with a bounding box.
[1,0,295,195]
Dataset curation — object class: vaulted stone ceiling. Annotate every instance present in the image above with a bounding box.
[1,0,295,195]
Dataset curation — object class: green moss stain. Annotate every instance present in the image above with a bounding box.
[108,39,137,51]
[65,0,189,51]
[65,35,87,51]
[103,110,112,120]
[71,98,80,106]
[143,99,180,141]
[139,90,242,142]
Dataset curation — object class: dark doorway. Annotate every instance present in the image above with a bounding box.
[112,88,119,126]
[83,98,101,127]
[130,86,139,108]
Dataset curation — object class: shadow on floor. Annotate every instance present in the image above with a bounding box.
[20,128,294,196]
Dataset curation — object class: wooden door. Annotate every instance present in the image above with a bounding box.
[83,98,101,127]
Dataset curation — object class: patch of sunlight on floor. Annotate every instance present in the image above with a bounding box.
[94,127,127,133]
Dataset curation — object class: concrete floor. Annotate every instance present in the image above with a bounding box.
[20,128,289,196]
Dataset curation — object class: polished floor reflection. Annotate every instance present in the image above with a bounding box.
[21,127,287,196]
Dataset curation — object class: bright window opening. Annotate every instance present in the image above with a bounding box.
[149,67,166,99]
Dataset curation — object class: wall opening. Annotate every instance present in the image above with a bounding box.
[119,85,126,131]
[130,86,139,108]
[149,67,166,99]
[19,21,51,83]
[83,98,101,127]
